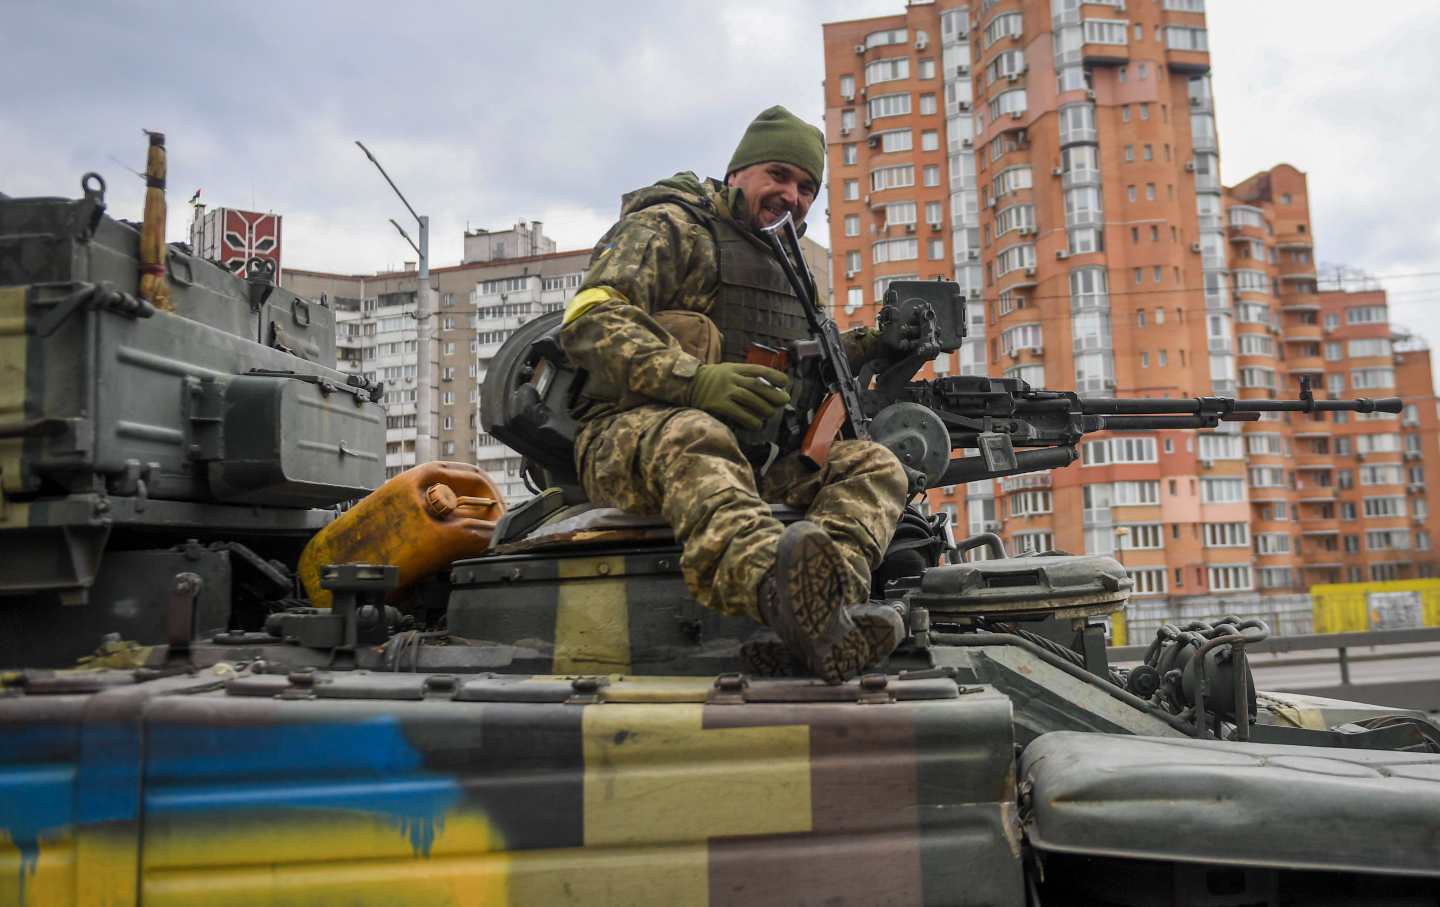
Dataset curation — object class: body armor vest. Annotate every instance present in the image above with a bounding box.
[676,200,811,363]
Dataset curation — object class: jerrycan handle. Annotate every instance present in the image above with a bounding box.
[425,483,498,520]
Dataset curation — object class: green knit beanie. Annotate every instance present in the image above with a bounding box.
[726,105,825,185]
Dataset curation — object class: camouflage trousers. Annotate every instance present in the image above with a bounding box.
[575,405,908,620]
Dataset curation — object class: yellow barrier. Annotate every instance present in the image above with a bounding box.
[1310,578,1440,634]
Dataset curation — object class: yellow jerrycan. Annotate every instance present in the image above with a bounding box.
[299,461,505,609]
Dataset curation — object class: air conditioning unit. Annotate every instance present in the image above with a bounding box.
[1010,110,1024,120]
[1191,242,1203,253]
[1086,89,1096,100]
[1406,450,1423,461]
[1051,165,1064,176]
[840,92,854,102]
[840,127,852,136]
[1007,349,1020,359]
[854,44,867,54]
[1007,72,1020,83]
[967,249,980,261]
[868,134,881,147]
[846,269,859,279]
[1410,483,1425,493]
[1102,379,1118,390]
[1024,266,1037,277]
[905,223,916,233]
[1184,160,1197,172]
[1189,96,1202,107]
[987,198,997,209]
[1056,250,1070,260]
[916,35,928,49]
[1200,459,1213,469]
[860,87,868,97]
[962,138,973,148]
[958,101,971,111]
[930,221,944,231]
[863,116,873,129]
[862,194,870,205]
[956,65,970,76]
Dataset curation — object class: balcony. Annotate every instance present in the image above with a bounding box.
[1282,323,1323,342]
[1082,42,1130,66]
[1166,46,1210,73]
[1062,168,1102,190]
[1287,356,1326,375]
[1296,486,1336,503]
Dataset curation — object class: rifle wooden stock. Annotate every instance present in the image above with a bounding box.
[800,393,846,468]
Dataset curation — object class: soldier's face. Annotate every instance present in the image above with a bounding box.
[727,162,818,228]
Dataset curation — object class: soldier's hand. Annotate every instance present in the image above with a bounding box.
[687,363,790,430]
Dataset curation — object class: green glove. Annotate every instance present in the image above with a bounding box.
[687,363,790,430]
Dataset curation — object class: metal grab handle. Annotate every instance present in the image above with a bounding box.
[951,531,1008,563]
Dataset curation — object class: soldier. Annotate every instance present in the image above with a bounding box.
[560,106,909,683]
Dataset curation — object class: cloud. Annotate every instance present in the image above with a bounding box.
[5,0,1438,367]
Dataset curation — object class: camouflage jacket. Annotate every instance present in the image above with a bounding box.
[560,172,876,421]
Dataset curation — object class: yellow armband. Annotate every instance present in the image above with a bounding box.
[563,285,628,326]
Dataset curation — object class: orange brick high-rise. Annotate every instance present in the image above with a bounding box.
[822,1,1440,632]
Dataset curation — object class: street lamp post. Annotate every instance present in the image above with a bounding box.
[356,140,434,465]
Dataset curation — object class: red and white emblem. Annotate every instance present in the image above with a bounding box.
[219,209,282,277]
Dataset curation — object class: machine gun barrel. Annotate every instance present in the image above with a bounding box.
[1077,395,1403,416]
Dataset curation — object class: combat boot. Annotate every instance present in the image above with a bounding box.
[755,521,904,684]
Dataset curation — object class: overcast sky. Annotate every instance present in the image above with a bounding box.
[4,1,1439,351]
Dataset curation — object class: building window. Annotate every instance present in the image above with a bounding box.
[842,144,858,165]
[921,130,940,151]
[843,180,859,201]
[919,58,936,79]
[1083,436,1158,465]
[1208,565,1253,592]
[1351,368,1396,389]
[1013,531,1054,554]
[1010,490,1053,516]
[839,74,855,99]
[1200,478,1246,503]
[919,93,937,115]
[923,165,941,186]
[865,57,910,86]
[983,12,1023,49]
[868,92,913,119]
[871,165,916,191]
[1002,323,1043,355]
[846,250,862,273]
[1130,568,1167,596]
[1346,305,1387,324]
[1118,524,1163,550]
[844,215,860,237]
[878,129,914,153]
[1204,522,1249,548]
[846,287,863,310]
[1165,26,1209,51]
[872,238,919,263]
[928,238,945,260]
[841,109,857,132]
[1082,18,1128,45]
